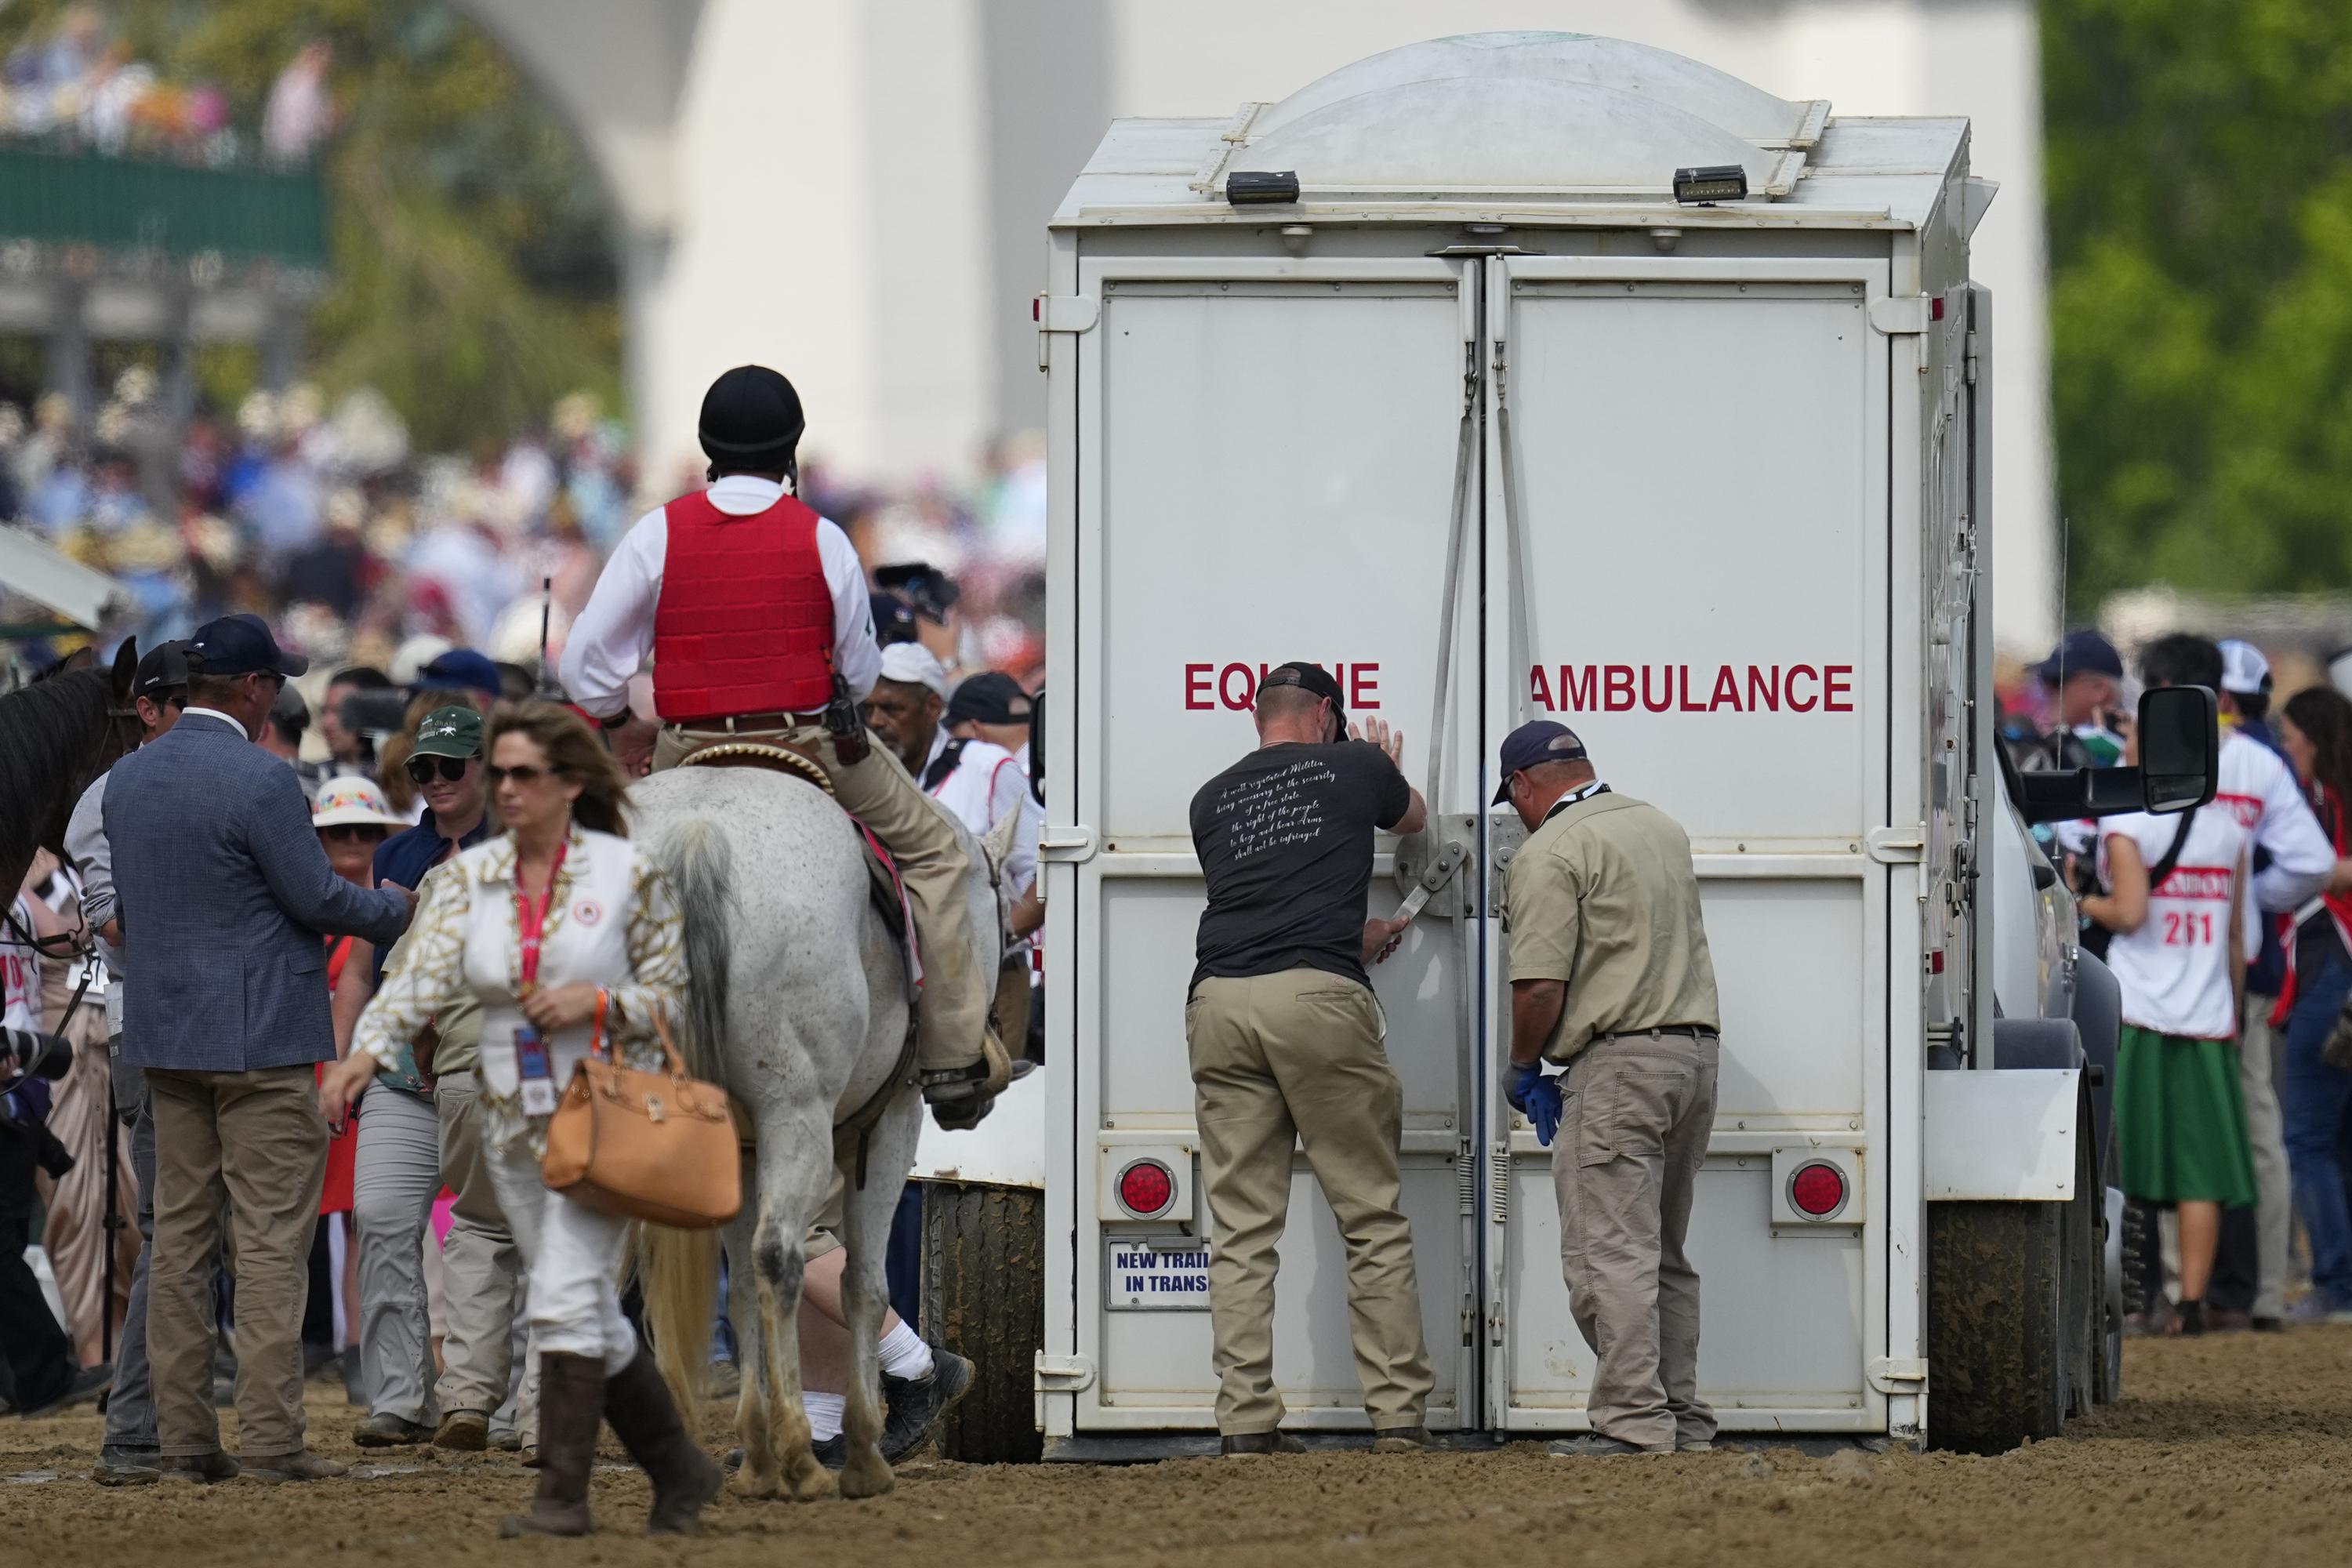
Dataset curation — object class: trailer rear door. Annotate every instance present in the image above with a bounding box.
[1068,257,1484,1431]
[1480,255,1893,1432]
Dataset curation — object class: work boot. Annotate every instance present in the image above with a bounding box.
[1370,1426,1433,1454]
[240,1450,350,1483]
[924,1032,1014,1131]
[600,1351,723,1537]
[881,1348,975,1462]
[435,1410,490,1450]
[499,1352,604,1538]
[17,1362,112,1419]
[1549,1434,1669,1457]
[354,1412,434,1446]
[160,1450,241,1483]
[91,1445,162,1486]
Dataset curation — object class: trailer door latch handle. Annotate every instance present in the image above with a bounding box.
[1867,1356,1929,1392]
[1865,826,1926,864]
[1033,1354,1098,1393]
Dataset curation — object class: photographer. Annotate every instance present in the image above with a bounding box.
[2,884,111,1418]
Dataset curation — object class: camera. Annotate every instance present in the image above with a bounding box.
[873,562,960,625]
[0,1025,73,1088]
[338,687,414,741]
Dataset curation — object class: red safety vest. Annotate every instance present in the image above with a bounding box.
[652,488,836,721]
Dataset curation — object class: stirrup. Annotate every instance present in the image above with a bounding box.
[922,1034,1012,1127]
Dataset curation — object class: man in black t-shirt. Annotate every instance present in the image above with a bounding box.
[1185,661,1434,1455]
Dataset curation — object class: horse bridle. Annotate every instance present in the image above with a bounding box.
[4,691,145,963]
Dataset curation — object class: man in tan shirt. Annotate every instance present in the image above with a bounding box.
[1497,720,1720,1457]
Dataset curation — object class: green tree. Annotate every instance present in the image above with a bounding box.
[0,0,621,448]
[2045,0,2352,608]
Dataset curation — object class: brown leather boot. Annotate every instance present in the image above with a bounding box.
[499,1353,604,1537]
[601,1350,723,1536]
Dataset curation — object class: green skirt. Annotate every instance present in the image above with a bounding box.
[2115,1025,2258,1207]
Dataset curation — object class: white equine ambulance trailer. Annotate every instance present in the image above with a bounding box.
[1019,32,2209,1457]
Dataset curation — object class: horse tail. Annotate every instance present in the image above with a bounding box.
[632,1222,720,1410]
[655,815,732,1087]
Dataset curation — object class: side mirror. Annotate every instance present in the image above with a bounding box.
[2010,684,2220,825]
[2136,684,2220,815]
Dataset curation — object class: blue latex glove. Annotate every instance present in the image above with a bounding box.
[1501,1058,1563,1147]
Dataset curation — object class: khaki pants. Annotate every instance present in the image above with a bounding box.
[1555,1031,1719,1451]
[654,720,988,1075]
[147,1066,326,1461]
[1186,968,1432,1435]
[2240,994,2291,1319]
[434,1069,532,1435]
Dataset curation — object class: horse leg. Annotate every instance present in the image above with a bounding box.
[833,1144,904,1500]
[722,1194,778,1499]
[753,1116,837,1502]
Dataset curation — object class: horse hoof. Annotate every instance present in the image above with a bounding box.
[731,1468,779,1501]
[838,1449,895,1501]
[782,1461,838,1502]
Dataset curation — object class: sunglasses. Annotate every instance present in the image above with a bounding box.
[319,824,385,844]
[487,764,560,786]
[405,755,475,785]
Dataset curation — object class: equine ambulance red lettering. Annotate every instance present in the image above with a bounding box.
[1530,662,1857,716]
[1181,662,1383,713]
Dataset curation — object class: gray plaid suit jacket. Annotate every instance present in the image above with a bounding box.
[106,711,410,1073]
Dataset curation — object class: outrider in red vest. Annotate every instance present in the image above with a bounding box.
[650,488,836,723]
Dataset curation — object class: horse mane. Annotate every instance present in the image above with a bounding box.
[0,665,114,886]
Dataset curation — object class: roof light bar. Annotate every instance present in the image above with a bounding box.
[1226,169,1301,205]
[1672,164,1748,205]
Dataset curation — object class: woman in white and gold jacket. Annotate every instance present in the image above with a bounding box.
[323,702,718,1538]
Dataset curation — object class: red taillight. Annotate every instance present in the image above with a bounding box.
[1117,1160,1175,1219]
[1788,1161,1848,1218]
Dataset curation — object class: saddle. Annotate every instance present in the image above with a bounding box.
[673,741,923,1183]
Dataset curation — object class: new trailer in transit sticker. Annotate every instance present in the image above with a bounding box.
[1106,1239,1213,1310]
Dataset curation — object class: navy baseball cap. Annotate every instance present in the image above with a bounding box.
[947,670,1035,726]
[1493,720,1592,803]
[2032,630,2123,686]
[413,648,502,699]
[132,638,192,698]
[188,614,308,678]
[871,592,920,647]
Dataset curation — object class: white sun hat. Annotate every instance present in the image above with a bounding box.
[311,775,408,829]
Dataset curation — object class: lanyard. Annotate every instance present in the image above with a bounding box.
[1542,780,1610,826]
[515,839,568,996]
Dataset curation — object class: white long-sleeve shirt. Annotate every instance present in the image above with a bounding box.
[2212,729,2334,914]
[560,475,881,719]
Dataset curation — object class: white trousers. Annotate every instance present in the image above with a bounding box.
[485,1140,638,1374]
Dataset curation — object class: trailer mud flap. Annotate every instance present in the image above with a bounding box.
[1925,1069,2079,1200]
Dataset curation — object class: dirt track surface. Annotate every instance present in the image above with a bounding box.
[11,1327,2352,1566]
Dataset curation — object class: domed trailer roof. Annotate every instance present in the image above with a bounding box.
[1053,31,1974,233]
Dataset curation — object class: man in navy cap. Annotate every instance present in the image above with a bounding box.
[412,648,503,708]
[561,365,1007,1126]
[1185,661,1433,1455]
[105,613,416,1483]
[2027,629,2127,771]
[1496,720,1719,1457]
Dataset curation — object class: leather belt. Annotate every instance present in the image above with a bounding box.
[665,710,825,731]
[1594,1025,1719,1043]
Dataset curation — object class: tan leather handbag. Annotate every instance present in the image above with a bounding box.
[541,1006,740,1229]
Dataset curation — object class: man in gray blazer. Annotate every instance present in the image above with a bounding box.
[107,615,413,1483]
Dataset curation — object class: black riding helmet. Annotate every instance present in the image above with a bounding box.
[699,365,806,483]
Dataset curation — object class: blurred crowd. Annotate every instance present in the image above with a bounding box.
[0,371,1051,710]
[2004,628,2352,1339]
[0,3,328,165]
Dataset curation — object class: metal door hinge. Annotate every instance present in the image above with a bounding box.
[1033,1353,1098,1393]
[1964,331,1981,384]
[1867,1356,1929,1393]
[1035,294,1099,333]
[1039,825,1098,864]
[1870,296,1930,336]
[1866,826,1926,864]
[1035,293,1100,369]
[1487,1302,1506,1347]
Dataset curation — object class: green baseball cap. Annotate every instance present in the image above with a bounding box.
[411,705,485,760]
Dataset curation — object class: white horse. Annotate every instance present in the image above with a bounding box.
[631,764,1012,1501]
